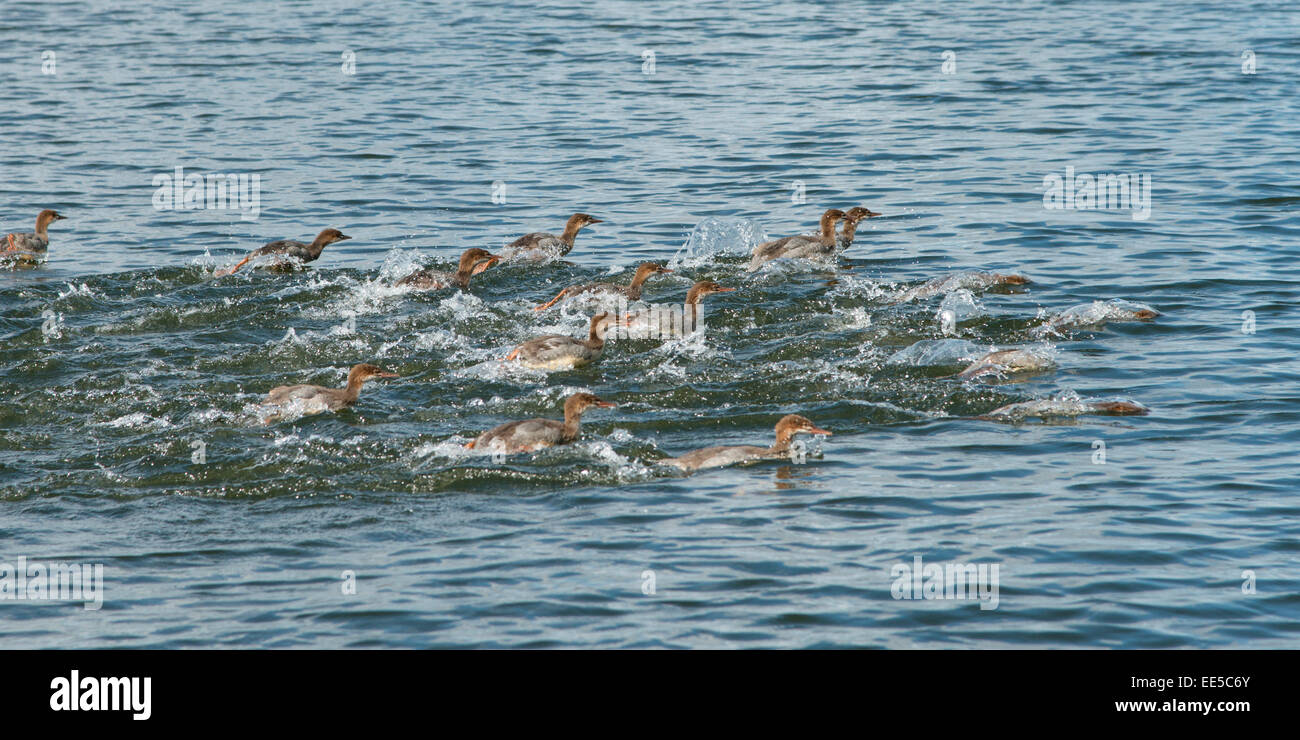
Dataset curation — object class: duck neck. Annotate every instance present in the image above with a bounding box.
[559,222,582,245]
[307,236,331,259]
[585,322,606,350]
[627,268,653,294]
[768,429,794,455]
[841,219,860,245]
[343,375,364,402]
[561,407,585,440]
[819,218,838,246]
[454,265,475,289]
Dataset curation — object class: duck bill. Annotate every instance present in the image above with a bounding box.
[595,401,617,408]
[714,287,736,293]
[807,426,832,436]
[472,256,500,275]
[377,371,400,378]
[337,234,352,241]
[587,218,603,224]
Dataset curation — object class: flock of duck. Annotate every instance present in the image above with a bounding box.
[4,206,1161,474]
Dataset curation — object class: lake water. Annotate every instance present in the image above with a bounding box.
[2,0,1297,647]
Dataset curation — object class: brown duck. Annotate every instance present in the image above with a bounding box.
[395,247,500,291]
[533,261,672,311]
[466,392,616,453]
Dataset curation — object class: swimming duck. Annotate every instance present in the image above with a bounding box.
[747,208,845,272]
[215,228,350,276]
[4,209,66,254]
[260,363,397,421]
[956,348,1056,381]
[661,414,832,472]
[623,280,734,337]
[982,397,1149,421]
[502,213,601,261]
[838,206,880,250]
[534,261,672,311]
[1029,300,1160,338]
[894,271,1030,302]
[466,392,615,453]
[395,247,500,291]
[506,312,616,371]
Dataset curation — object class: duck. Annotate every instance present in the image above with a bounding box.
[955,348,1056,381]
[533,261,672,311]
[982,397,1149,421]
[1029,300,1160,338]
[623,280,734,338]
[505,312,616,371]
[746,208,845,272]
[215,228,350,276]
[660,414,832,472]
[395,247,500,291]
[838,206,880,250]
[4,209,66,254]
[466,392,616,454]
[894,271,1031,303]
[260,363,398,421]
[502,213,601,261]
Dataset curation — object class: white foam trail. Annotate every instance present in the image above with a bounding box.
[668,216,766,269]
[938,289,984,322]
[886,338,984,366]
[96,412,172,430]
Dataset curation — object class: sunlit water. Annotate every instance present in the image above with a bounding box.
[2,0,1298,648]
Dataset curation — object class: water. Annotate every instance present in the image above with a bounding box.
[2,0,1298,648]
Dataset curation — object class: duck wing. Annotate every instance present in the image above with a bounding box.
[476,418,567,452]
[264,383,329,405]
[507,232,560,250]
[663,444,769,472]
[512,335,592,367]
[396,268,455,290]
[253,240,312,260]
[747,235,817,271]
[4,232,49,252]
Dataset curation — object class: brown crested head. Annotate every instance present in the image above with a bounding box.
[1133,308,1160,319]
[348,363,399,383]
[567,213,602,230]
[1092,400,1150,415]
[821,208,847,224]
[844,206,880,223]
[996,273,1030,285]
[685,280,736,303]
[775,414,832,441]
[588,311,615,339]
[634,261,672,280]
[565,391,616,415]
[314,228,351,247]
[36,209,66,230]
[459,247,500,275]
